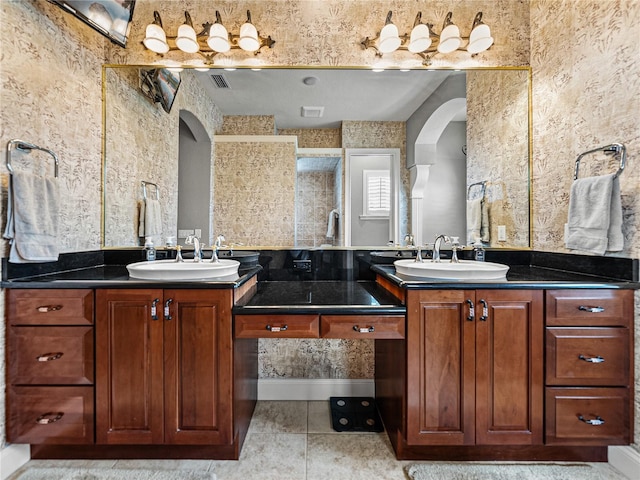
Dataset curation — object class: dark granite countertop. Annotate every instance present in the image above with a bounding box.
[1,264,262,290]
[234,281,406,315]
[372,264,640,290]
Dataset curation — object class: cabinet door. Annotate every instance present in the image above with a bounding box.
[163,289,233,445]
[406,290,476,445]
[475,290,543,445]
[96,289,165,444]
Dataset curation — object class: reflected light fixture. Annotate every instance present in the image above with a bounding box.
[142,9,275,65]
[361,10,494,65]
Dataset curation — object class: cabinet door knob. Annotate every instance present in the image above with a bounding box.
[479,299,488,321]
[578,354,605,363]
[36,305,63,313]
[578,415,605,426]
[36,352,63,362]
[36,412,64,424]
[578,305,605,313]
[164,298,173,320]
[266,324,288,332]
[353,325,375,333]
[465,299,475,321]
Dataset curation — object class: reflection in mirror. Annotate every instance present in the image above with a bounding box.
[102,67,530,249]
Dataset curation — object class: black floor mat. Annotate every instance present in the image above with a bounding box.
[329,396,384,432]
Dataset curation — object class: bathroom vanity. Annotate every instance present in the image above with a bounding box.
[2,249,638,462]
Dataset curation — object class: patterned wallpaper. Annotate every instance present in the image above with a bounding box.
[2,0,640,451]
[296,170,338,247]
[278,128,342,149]
[213,139,297,246]
[467,70,530,247]
[220,115,275,135]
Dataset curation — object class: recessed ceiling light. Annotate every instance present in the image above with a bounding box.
[302,76,318,86]
[301,106,324,118]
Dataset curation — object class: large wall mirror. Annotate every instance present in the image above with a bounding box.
[102,66,531,249]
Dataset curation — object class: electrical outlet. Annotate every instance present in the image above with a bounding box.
[497,225,507,242]
[194,228,202,238]
[178,229,194,238]
[293,259,312,272]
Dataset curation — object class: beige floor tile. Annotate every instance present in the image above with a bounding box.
[307,400,333,433]
[113,459,213,471]
[211,433,306,480]
[306,433,408,480]
[248,400,308,434]
[15,459,118,469]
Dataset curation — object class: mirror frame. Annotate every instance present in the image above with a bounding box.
[101,65,533,250]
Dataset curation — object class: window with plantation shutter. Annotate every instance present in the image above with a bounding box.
[363,169,390,217]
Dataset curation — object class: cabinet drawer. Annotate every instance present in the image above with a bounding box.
[320,315,405,339]
[9,326,94,385]
[8,386,94,445]
[545,290,632,327]
[546,328,629,386]
[235,314,319,338]
[545,387,629,445]
[8,289,94,326]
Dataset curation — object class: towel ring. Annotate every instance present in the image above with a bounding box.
[6,139,59,177]
[467,180,487,200]
[573,143,626,180]
[141,181,160,200]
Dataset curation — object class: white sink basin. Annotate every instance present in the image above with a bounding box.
[127,259,240,281]
[394,259,509,280]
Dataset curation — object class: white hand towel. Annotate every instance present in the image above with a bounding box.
[143,198,163,237]
[137,199,146,237]
[565,173,623,255]
[326,209,338,238]
[3,171,60,263]
[466,198,482,244]
[480,199,490,243]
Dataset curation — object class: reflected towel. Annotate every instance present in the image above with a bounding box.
[565,173,623,255]
[3,171,59,263]
[138,198,162,237]
[467,199,490,244]
[326,209,339,238]
[480,200,490,243]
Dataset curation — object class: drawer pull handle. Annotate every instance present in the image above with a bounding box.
[466,299,475,321]
[36,412,64,424]
[578,415,605,426]
[578,305,605,313]
[36,305,63,313]
[578,354,605,363]
[36,352,63,362]
[479,299,488,321]
[266,325,288,332]
[353,325,375,333]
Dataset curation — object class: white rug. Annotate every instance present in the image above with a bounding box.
[11,468,215,480]
[406,462,627,480]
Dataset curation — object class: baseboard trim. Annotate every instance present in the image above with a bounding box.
[608,446,640,480]
[257,378,375,400]
[0,444,30,480]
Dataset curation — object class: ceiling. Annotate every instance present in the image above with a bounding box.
[195,68,464,129]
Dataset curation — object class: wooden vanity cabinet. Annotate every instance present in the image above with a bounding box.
[6,289,95,445]
[544,289,633,446]
[403,289,543,447]
[96,289,234,446]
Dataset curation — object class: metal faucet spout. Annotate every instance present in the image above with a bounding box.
[432,234,451,263]
[185,234,202,262]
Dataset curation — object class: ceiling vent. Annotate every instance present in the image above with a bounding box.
[301,106,324,118]
[210,74,230,89]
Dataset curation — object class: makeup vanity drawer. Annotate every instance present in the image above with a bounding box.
[235,314,319,338]
[9,326,94,385]
[320,315,405,339]
[546,327,629,386]
[7,386,94,445]
[545,387,630,445]
[7,289,94,326]
[545,289,632,327]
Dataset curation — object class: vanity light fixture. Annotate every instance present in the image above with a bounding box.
[361,10,494,65]
[143,9,275,64]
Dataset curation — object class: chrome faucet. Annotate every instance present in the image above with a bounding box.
[449,236,461,263]
[432,234,451,263]
[185,234,202,262]
[210,234,225,263]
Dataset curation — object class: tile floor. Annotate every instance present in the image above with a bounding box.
[9,401,629,480]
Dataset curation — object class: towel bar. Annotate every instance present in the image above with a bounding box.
[467,180,486,200]
[141,180,160,200]
[573,143,626,180]
[6,139,59,177]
